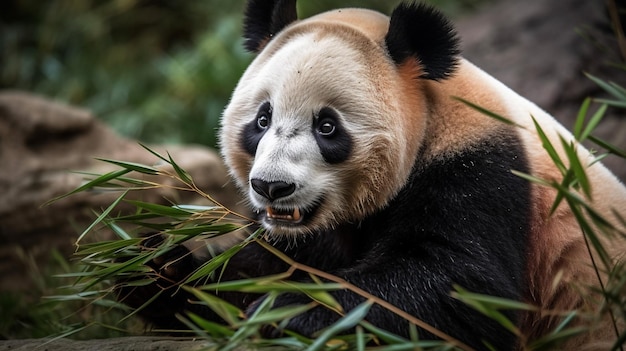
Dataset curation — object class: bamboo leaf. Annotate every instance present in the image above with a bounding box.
[535,123,566,174]
[610,80,626,97]
[183,243,246,283]
[120,278,157,287]
[75,190,128,244]
[593,98,626,108]
[74,169,158,189]
[168,152,193,184]
[44,291,105,301]
[139,142,170,164]
[560,136,592,199]
[305,301,373,351]
[452,286,535,311]
[113,212,166,222]
[76,238,141,255]
[356,326,366,351]
[166,223,240,237]
[511,170,553,188]
[186,287,242,326]
[81,254,152,290]
[184,229,264,284]
[200,279,342,294]
[42,325,90,345]
[218,293,279,350]
[589,135,626,158]
[95,158,161,175]
[174,204,223,212]
[567,199,611,270]
[359,321,409,344]
[43,169,131,206]
[245,303,313,326]
[585,73,626,100]
[529,326,586,351]
[107,222,133,240]
[125,200,194,218]
[305,290,343,313]
[71,171,157,187]
[553,311,578,333]
[452,286,523,336]
[531,116,566,174]
[549,170,575,216]
[574,98,591,140]
[196,273,289,292]
[579,103,608,142]
[186,312,235,337]
[175,314,211,340]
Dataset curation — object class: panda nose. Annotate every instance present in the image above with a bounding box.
[250,179,296,201]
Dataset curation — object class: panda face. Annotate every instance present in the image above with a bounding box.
[221,13,428,236]
[244,97,353,234]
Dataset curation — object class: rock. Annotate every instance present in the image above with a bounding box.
[0,337,217,351]
[457,0,626,180]
[0,337,286,351]
[0,90,246,292]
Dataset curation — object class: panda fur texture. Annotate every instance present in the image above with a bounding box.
[123,1,626,350]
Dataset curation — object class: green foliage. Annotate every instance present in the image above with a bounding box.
[1,0,250,147]
[1,0,490,148]
[0,249,138,340]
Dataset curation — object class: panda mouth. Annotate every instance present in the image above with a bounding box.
[259,197,324,228]
[265,207,303,223]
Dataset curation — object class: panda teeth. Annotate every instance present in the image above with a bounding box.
[292,207,302,221]
[266,207,302,222]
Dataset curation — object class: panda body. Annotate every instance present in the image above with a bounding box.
[220,1,626,348]
[126,1,626,350]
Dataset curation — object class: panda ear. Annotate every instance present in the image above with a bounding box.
[243,0,298,53]
[384,2,460,81]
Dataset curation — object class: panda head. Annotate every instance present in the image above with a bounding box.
[220,1,460,236]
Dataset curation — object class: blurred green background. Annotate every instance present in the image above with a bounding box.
[0,0,487,149]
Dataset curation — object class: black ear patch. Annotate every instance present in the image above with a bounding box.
[243,0,298,52]
[385,2,460,80]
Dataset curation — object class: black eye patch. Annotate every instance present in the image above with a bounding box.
[313,107,352,164]
[241,102,272,156]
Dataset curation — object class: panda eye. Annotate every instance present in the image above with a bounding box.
[316,107,339,137]
[256,102,272,130]
[257,114,270,129]
[313,107,352,164]
[318,121,336,136]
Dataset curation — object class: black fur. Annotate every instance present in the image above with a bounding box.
[313,107,353,164]
[241,102,272,156]
[128,130,531,351]
[385,2,460,80]
[243,0,298,52]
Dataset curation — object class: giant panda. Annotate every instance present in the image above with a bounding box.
[120,1,626,350]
